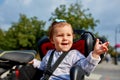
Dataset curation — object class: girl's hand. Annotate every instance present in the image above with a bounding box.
[92,39,109,59]
[28,60,34,64]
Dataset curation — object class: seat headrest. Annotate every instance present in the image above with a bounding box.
[72,30,96,57]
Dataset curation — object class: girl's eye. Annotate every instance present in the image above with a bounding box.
[67,34,72,36]
[57,34,63,37]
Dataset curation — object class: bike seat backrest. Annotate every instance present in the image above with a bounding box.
[37,30,96,59]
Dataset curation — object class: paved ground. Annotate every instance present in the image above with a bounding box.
[85,60,120,80]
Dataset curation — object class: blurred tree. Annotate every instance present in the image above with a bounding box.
[0,29,6,50]
[49,3,99,30]
[5,14,46,50]
[108,45,116,57]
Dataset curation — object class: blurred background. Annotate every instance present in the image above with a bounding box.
[0,0,120,79]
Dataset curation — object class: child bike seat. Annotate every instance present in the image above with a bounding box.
[37,30,96,59]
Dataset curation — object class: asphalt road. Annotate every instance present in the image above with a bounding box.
[85,60,120,80]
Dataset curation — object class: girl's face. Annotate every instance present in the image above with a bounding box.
[50,25,73,52]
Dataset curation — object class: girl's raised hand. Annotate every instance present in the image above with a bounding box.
[92,39,109,59]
